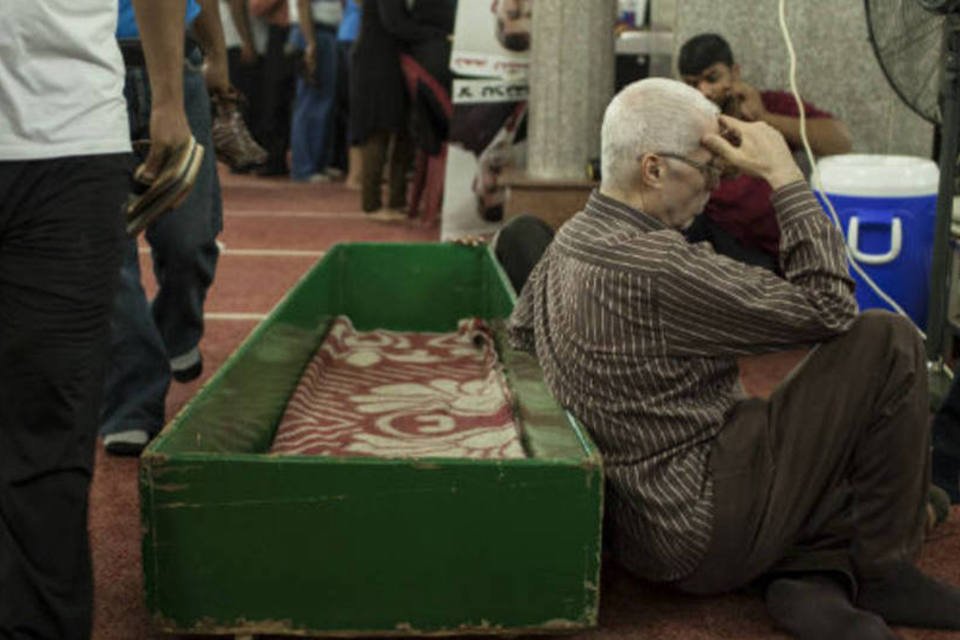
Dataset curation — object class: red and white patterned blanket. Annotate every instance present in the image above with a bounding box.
[270,317,525,459]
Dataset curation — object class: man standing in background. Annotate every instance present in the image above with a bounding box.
[222,0,268,149]
[252,0,296,176]
[288,0,343,182]
[100,0,229,456]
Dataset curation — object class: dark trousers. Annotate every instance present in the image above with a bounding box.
[0,154,127,639]
[361,129,414,212]
[932,374,960,501]
[227,48,265,145]
[674,311,929,595]
[492,214,556,294]
[258,24,295,173]
[330,39,354,171]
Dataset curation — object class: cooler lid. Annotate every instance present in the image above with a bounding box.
[813,154,939,197]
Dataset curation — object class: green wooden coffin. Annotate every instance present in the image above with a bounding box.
[140,243,603,636]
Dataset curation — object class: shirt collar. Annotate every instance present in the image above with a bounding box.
[584,189,668,234]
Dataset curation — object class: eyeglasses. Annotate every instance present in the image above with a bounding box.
[655,151,723,187]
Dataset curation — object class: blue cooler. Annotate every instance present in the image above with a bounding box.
[814,154,939,328]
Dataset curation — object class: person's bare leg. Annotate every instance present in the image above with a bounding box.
[344,145,362,190]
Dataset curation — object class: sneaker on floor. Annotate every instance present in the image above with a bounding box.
[171,348,203,383]
[104,429,150,456]
[291,172,330,184]
[324,167,345,179]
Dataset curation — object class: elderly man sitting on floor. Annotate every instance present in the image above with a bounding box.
[507,77,960,640]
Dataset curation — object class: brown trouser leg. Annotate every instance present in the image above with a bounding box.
[675,310,929,595]
[361,131,389,212]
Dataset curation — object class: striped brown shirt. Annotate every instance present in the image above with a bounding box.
[508,182,857,581]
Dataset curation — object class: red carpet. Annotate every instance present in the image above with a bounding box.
[89,169,960,640]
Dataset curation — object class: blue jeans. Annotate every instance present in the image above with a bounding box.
[100,47,222,437]
[289,24,339,180]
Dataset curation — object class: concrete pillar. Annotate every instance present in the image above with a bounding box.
[527,0,617,180]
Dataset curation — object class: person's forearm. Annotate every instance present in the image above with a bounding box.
[297,0,317,49]
[228,0,257,54]
[130,0,192,178]
[773,182,856,311]
[131,0,188,111]
[763,113,853,157]
[193,0,231,92]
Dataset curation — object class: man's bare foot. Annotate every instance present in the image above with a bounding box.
[367,209,407,224]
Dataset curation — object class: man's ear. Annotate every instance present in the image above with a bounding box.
[731,63,742,82]
[638,154,662,187]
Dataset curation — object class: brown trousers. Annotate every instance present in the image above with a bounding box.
[360,129,413,213]
[674,310,929,595]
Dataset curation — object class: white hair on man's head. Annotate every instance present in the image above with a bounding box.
[600,78,719,192]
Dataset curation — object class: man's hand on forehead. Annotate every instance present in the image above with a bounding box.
[702,115,802,189]
[718,117,741,146]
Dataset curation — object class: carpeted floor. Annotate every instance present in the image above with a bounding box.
[88,169,960,640]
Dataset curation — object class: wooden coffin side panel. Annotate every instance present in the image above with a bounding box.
[141,456,602,635]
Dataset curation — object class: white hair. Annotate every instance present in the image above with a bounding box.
[600,78,719,192]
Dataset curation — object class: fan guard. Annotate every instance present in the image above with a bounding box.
[866,0,945,125]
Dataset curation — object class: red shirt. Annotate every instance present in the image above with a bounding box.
[704,91,832,257]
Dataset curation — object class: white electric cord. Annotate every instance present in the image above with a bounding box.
[776,0,929,341]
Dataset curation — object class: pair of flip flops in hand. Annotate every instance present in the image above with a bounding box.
[126,135,205,237]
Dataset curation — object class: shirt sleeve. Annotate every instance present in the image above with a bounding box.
[658,182,857,356]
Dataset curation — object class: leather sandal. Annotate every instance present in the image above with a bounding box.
[125,135,204,237]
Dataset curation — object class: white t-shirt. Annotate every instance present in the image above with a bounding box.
[219,0,269,54]
[289,0,343,27]
[0,0,130,160]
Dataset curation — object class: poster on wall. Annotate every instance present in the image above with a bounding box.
[441,0,533,240]
[449,0,532,80]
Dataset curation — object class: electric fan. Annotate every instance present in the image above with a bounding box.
[866,0,960,385]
